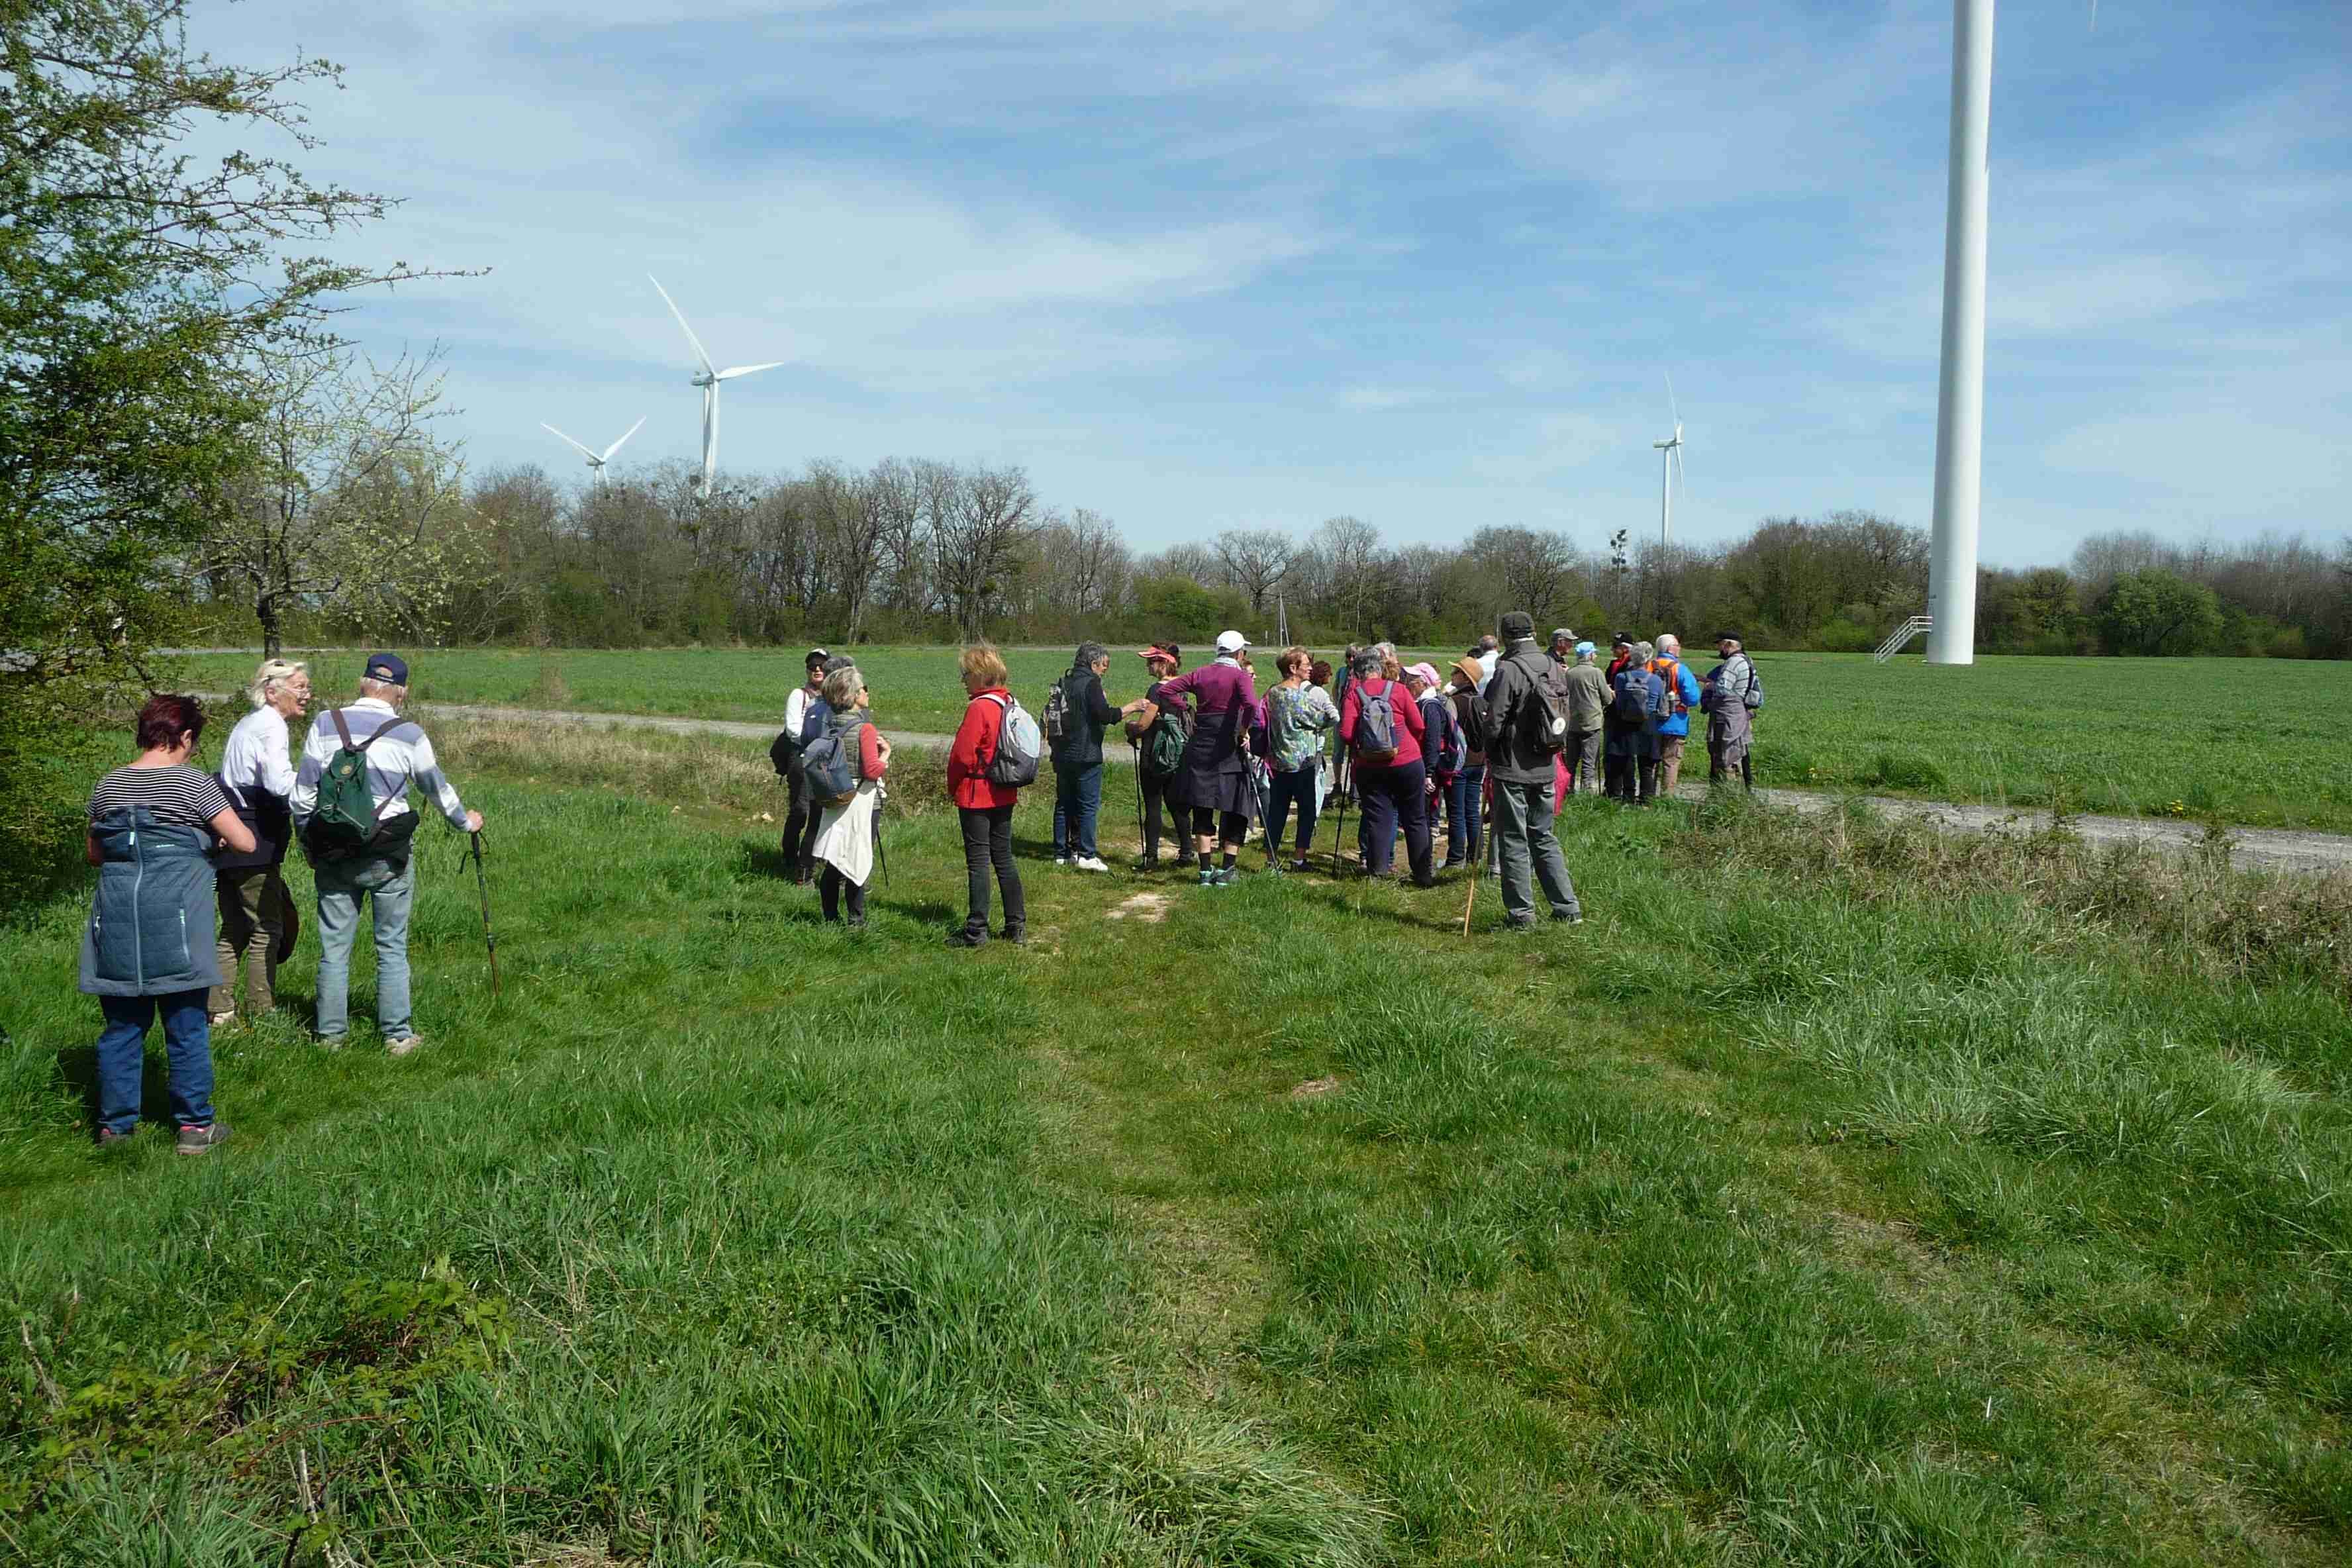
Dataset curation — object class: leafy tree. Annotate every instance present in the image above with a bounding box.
[198,347,473,655]
[2094,569,2222,656]
[1,0,430,908]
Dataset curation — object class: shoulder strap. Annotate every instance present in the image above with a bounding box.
[354,718,418,754]
[331,709,355,750]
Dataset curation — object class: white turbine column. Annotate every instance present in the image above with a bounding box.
[701,383,718,495]
[1661,447,1673,548]
[1926,0,1994,667]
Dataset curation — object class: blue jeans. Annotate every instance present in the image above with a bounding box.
[1446,765,1485,865]
[315,856,416,1040]
[95,989,214,1134]
[1052,763,1104,859]
[1268,760,1320,857]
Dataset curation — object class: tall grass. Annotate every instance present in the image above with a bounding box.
[5,725,2346,1562]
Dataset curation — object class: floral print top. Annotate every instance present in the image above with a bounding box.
[1267,681,1340,772]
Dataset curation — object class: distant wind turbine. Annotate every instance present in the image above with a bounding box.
[1651,374,1685,550]
[540,416,646,485]
[648,275,785,496]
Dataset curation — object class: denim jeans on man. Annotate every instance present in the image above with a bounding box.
[1444,764,1485,866]
[1267,760,1320,857]
[1493,778,1581,924]
[1051,762,1104,860]
[96,989,214,1135]
[315,856,416,1040]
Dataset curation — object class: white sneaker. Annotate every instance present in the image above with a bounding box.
[1075,856,1111,873]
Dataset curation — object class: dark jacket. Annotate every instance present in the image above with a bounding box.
[1050,667,1122,769]
[1481,640,1568,785]
[80,808,224,997]
[1449,687,1488,767]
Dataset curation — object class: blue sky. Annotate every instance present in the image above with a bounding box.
[190,1,2349,565]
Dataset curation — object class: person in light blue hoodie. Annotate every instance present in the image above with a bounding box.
[1647,633,1706,799]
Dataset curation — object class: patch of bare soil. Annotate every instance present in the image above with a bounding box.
[1106,891,1174,923]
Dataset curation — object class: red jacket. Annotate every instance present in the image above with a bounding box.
[1339,675,1426,769]
[948,689,1019,808]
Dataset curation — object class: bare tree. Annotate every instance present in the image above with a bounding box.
[1310,514,1383,636]
[1214,528,1300,614]
[930,461,1040,642]
[1469,527,1577,624]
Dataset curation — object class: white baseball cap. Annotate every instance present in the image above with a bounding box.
[1214,630,1249,654]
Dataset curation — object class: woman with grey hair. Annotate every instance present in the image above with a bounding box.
[209,659,312,1026]
[1606,640,1667,806]
[1048,640,1148,871]
[807,663,891,928]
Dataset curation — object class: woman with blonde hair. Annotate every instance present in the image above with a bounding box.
[209,658,311,1026]
[944,645,1028,945]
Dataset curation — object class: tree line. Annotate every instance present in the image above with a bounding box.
[181,455,2352,662]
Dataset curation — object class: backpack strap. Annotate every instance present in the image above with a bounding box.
[331,709,355,750]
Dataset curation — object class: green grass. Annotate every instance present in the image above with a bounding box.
[5,722,2349,1563]
[168,646,2352,834]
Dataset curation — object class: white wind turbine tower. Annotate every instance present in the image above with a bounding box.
[1651,375,1685,550]
[1924,0,1996,666]
[540,416,646,486]
[648,275,786,496]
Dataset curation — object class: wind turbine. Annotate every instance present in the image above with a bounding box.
[1924,0,1995,666]
[540,416,646,486]
[1651,375,1685,550]
[648,275,785,496]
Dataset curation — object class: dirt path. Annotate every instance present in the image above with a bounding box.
[413,699,2352,877]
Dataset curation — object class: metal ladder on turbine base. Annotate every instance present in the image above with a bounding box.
[1874,615,1933,662]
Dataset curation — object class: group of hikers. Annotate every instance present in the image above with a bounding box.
[74,617,1760,1148]
[768,615,1761,946]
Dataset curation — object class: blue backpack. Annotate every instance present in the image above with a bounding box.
[801,720,863,806]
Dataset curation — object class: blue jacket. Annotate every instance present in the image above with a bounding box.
[79,808,223,997]
[1650,658,1703,738]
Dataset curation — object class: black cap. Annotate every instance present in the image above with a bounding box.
[365,652,409,685]
[1611,631,1633,648]
[1498,611,1535,640]
[1715,631,1741,644]
[805,648,828,669]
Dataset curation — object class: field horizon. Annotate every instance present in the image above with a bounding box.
[168,645,2352,835]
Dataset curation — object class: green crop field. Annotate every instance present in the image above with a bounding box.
[170,646,2352,834]
[5,719,2349,1563]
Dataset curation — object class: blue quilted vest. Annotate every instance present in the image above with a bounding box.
[78,807,224,998]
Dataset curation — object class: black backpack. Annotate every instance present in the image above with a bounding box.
[1515,658,1571,756]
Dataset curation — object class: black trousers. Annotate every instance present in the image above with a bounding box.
[957,804,1024,938]
[1607,753,1658,803]
[1140,769,1187,863]
[819,866,867,924]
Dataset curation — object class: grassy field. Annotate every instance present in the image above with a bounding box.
[5,719,2349,1563]
[169,646,2352,834]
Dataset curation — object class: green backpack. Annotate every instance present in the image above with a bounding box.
[307,709,417,860]
[1145,710,1189,777]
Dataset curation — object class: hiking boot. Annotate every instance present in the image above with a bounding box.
[1554,912,1585,926]
[208,1009,236,1029]
[175,1122,230,1155]
[999,926,1026,946]
[946,929,987,948]
[1209,865,1238,887]
[96,1126,134,1149]
[386,1034,424,1057]
[1291,858,1312,874]
[1500,916,1538,935]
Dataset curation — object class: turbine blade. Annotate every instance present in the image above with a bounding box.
[1666,370,1680,430]
[648,273,716,377]
[602,416,647,462]
[716,360,785,381]
[541,422,601,462]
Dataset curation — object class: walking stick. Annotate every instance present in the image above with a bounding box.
[1460,792,1496,935]
[469,828,501,997]
[1329,751,1350,879]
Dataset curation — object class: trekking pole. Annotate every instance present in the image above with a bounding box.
[469,828,501,997]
